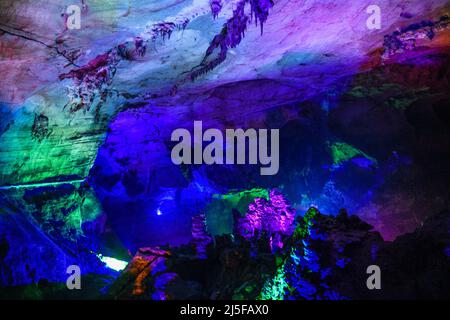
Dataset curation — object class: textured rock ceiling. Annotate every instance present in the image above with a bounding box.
[1,0,448,104]
[1,0,449,186]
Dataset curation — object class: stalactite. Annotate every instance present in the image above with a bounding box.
[210,0,223,19]
[188,0,274,82]
[249,0,274,35]
[59,50,120,113]
[59,15,191,112]
[134,36,146,57]
[382,15,449,59]
[148,18,189,41]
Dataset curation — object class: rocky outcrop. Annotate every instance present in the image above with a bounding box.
[107,197,450,300]
[108,247,171,299]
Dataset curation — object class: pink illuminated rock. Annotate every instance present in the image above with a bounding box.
[237,189,296,251]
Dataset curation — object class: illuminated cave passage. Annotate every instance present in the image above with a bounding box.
[0,0,449,300]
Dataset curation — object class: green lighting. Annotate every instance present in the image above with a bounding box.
[214,188,269,207]
[207,188,270,236]
[293,207,319,240]
[259,259,289,300]
[328,142,377,166]
[0,179,84,190]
